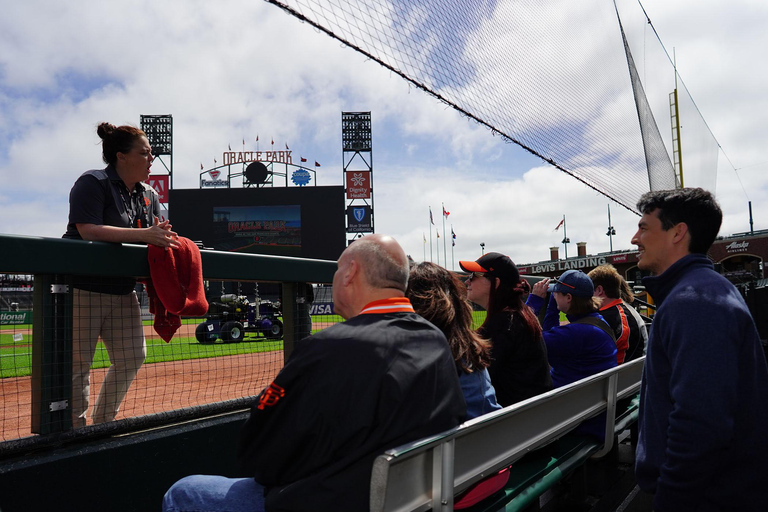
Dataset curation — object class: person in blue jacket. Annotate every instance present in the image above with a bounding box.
[407,261,501,419]
[631,188,768,512]
[526,269,617,439]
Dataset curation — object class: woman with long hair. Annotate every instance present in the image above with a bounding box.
[459,253,552,406]
[406,262,501,419]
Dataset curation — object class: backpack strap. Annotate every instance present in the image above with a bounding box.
[572,315,616,342]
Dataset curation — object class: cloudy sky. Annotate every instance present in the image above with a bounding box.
[1,0,766,269]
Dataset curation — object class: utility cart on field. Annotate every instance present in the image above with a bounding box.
[195,294,283,344]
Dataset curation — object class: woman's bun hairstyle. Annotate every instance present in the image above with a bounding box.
[97,122,145,166]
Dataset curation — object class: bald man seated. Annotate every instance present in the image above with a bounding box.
[163,235,466,512]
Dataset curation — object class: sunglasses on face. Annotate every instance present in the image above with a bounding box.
[467,272,489,281]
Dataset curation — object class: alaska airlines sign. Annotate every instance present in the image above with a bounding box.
[725,241,749,253]
[221,151,293,166]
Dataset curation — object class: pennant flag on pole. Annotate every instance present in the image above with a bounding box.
[271,138,274,145]
[242,139,245,146]
[228,144,231,151]
[443,205,450,217]
[452,227,456,239]
[430,207,435,225]
[285,143,289,150]
[213,158,217,165]
[423,233,426,244]
[315,161,321,167]
[256,135,259,142]
[554,218,565,231]
[300,157,307,162]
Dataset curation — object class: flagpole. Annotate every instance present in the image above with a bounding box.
[563,215,569,259]
[435,226,440,266]
[451,224,455,270]
[442,203,447,267]
[429,207,433,262]
[607,204,615,252]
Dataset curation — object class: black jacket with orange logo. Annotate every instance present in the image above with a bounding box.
[238,310,466,511]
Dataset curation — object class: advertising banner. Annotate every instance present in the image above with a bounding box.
[345,171,371,199]
[0,311,32,325]
[147,174,170,203]
[347,206,372,233]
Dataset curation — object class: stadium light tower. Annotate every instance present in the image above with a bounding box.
[342,112,373,246]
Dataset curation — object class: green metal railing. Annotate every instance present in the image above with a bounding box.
[0,233,336,450]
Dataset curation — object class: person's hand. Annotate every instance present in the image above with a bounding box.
[531,278,550,299]
[146,217,180,248]
[154,217,175,232]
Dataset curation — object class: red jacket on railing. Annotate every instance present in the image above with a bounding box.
[144,237,208,342]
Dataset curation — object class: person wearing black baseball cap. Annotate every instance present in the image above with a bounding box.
[459,252,552,406]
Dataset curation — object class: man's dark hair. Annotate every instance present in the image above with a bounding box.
[636,188,722,254]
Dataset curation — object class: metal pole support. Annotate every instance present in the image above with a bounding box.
[31,275,73,434]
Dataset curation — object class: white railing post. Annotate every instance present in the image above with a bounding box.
[594,373,619,457]
[431,439,455,511]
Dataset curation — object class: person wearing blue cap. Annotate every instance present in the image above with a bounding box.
[525,269,617,439]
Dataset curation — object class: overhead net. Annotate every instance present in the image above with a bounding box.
[265,0,719,213]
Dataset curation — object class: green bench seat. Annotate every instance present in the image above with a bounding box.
[461,395,640,512]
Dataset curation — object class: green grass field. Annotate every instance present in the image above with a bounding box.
[0,311,505,379]
[0,316,344,379]
[0,332,284,379]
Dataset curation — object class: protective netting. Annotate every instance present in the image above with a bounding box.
[0,274,340,446]
[618,13,677,192]
[265,0,719,212]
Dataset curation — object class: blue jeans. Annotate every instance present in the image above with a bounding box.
[163,475,266,512]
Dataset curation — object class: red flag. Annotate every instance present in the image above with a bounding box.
[300,157,307,163]
[554,219,564,231]
[285,143,289,150]
[200,163,203,170]
[271,139,274,145]
[256,135,259,142]
[315,161,321,167]
[442,206,450,217]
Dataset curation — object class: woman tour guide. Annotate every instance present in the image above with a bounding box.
[63,122,179,427]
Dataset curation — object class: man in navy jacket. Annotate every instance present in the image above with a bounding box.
[632,188,768,511]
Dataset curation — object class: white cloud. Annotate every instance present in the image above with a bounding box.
[1,0,766,272]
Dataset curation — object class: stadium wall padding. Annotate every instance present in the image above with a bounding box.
[0,411,249,512]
